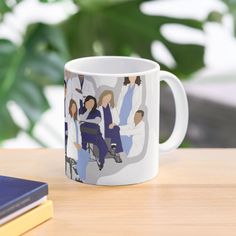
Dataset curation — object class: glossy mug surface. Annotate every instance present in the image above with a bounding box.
[64,56,188,185]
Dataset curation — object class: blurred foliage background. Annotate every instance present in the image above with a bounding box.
[0,0,235,147]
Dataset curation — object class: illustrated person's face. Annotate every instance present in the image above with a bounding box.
[85,99,95,110]
[134,112,143,124]
[129,76,137,84]
[71,103,77,116]
[102,94,112,104]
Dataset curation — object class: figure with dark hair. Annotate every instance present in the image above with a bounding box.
[79,96,108,170]
[120,110,145,157]
[98,90,123,163]
[117,76,142,126]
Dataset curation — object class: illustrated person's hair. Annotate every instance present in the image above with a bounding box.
[98,90,115,108]
[84,95,97,113]
[78,74,84,79]
[136,110,144,117]
[123,76,141,86]
[69,99,77,119]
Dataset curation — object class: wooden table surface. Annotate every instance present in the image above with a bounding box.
[1,149,236,236]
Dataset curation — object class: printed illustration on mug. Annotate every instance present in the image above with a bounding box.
[64,70,146,183]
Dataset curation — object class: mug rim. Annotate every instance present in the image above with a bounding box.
[64,56,160,77]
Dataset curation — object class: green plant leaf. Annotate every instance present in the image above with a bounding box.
[0,0,22,19]
[0,24,68,142]
[0,1,11,17]
[62,0,204,78]
[75,0,132,10]
[0,0,206,145]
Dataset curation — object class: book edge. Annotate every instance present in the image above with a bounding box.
[0,200,53,236]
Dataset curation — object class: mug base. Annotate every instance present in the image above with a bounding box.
[65,170,159,186]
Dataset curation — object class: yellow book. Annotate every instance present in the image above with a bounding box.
[0,200,53,236]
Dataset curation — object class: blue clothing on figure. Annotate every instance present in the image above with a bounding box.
[77,148,90,181]
[80,79,84,90]
[79,99,83,110]
[74,119,79,144]
[103,105,112,137]
[77,79,84,109]
[79,107,101,129]
[119,85,135,125]
[79,107,108,165]
[103,105,123,153]
[121,135,133,155]
[74,120,90,181]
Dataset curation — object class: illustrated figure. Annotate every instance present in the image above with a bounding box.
[79,96,108,170]
[64,70,73,150]
[64,80,68,153]
[67,99,90,182]
[67,74,95,108]
[98,90,123,163]
[74,143,90,183]
[117,76,142,125]
[65,69,73,102]
[74,74,95,109]
[64,69,72,83]
[67,99,81,161]
[120,110,145,157]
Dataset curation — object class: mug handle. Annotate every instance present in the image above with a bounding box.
[159,71,189,154]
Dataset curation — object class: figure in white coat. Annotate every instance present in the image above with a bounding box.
[98,90,123,163]
[65,69,73,108]
[64,80,69,154]
[120,110,145,157]
[117,76,142,125]
[67,74,95,110]
[67,99,90,182]
[67,99,81,160]
[64,70,72,121]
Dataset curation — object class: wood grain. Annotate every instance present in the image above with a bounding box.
[0,149,236,236]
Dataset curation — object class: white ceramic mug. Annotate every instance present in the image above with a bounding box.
[64,56,188,185]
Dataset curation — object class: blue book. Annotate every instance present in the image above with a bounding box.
[0,176,48,221]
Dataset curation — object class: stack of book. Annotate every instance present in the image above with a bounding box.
[0,175,53,235]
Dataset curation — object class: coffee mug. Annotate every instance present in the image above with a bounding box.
[64,56,188,185]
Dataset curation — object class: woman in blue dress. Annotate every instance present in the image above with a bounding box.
[117,76,142,155]
[117,76,142,126]
[79,96,108,170]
